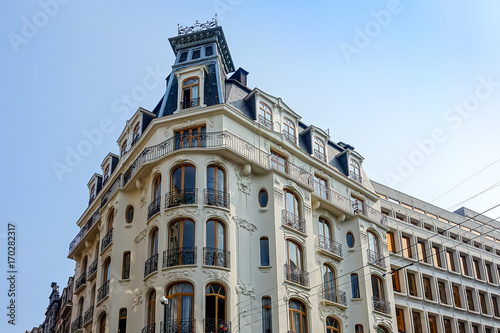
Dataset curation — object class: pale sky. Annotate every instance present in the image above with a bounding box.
[1,1,500,330]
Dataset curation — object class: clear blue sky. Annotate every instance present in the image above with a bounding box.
[1,0,500,330]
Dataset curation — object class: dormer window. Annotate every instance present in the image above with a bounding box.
[192,49,201,60]
[313,137,326,162]
[182,77,200,109]
[179,52,188,63]
[132,122,140,145]
[259,102,273,129]
[120,140,127,158]
[104,164,110,182]
[349,160,362,184]
[205,45,213,56]
[283,118,296,144]
[89,184,96,202]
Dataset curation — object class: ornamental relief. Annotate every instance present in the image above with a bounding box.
[144,275,157,289]
[206,208,230,220]
[236,281,256,300]
[132,290,143,308]
[285,285,311,308]
[134,228,148,244]
[163,269,194,281]
[203,268,229,282]
[274,187,283,202]
[235,168,253,195]
[318,303,348,321]
[232,216,257,234]
[164,207,200,219]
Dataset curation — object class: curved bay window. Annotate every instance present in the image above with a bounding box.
[205,220,229,268]
[145,228,159,277]
[146,290,156,332]
[285,239,308,286]
[206,165,228,208]
[182,77,200,109]
[259,102,273,129]
[326,317,341,333]
[166,219,196,267]
[289,299,307,333]
[166,282,194,332]
[168,165,196,207]
[349,160,362,183]
[313,137,326,162]
[371,275,389,314]
[283,118,296,143]
[205,284,229,332]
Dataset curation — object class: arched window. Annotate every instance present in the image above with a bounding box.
[289,299,307,333]
[259,102,273,129]
[322,265,337,303]
[206,165,227,207]
[120,140,127,157]
[90,285,96,306]
[182,77,200,109]
[169,165,196,206]
[104,164,110,182]
[205,220,228,267]
[148,174,162,219]
[326,317,341,333]
[107,210,114,233]
[355,324,364,333]
[313,137,326,162]
[103,258,111,284]
[376,326,389,333]
[262,296,272,333]
[145,228,159,276]
[90,184,96,201]
[118,308,127,333]
[133,122,141,143]
[318,218,332,251]
[367,231,380,265]
[125,205,134,224]
[78,297,84,319]
[286,239,306,286]
[99,313,106,333]
[283,118,296,143]
[149,228,159,258]
[167,219,196,266]
[283,190,304,232]
[122,252,131,279]
[349,160,362,183]
[260,237,270,267]
[153,174,162,201]
[147,290,156,327]
[371,275,387,312]
[166,282,194,328]
[82,256,88,276]
[205,284,227,331]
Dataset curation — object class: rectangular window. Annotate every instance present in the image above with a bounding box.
[460,255,469,276]
[417,242,427,263]
[205,45,213,56]
[122,252,130,280]
[493,295,500,317]
[396,308,405,333]
[179,51,188,62]
[192,49,201,59]
[485,263,494,283]
[432,246,441,268]
[466,289,475,311]
[175,126,206,149]
[453,285,462,308]
[472,325,479,333]
[314,175,328,199]
[423,277,432,301]
[443,319,452,333]
[480,293,488,314]
[412,311,422,333]
[407,272,417,296]
[428,315,437,333]
[260,238,270,266]
[271,151,287,173]
[387,232,396,253]
[402,236,412,258]
[473,259,482,280]
[392,269,401,292]
[446,251,455,272]
[438,281,447,304]
[351,274,360,298]
[458,322,466,333]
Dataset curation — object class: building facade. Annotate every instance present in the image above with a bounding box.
[65,19,500,333]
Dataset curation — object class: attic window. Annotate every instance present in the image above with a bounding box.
[89,184,96,202]
[104,164,110,182]
[120,140,127,158]
[179,52,188,63]
[132,122,140,145]
[349,160,362,184]
[192,49,201,60]
[205,46,213,56]
[181,77,200,109]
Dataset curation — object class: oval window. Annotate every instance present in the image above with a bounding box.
[346,232,355,248]
[125,205,134,223]
[259,189,269,208]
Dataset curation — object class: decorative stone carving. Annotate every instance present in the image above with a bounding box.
[139,196,147,208]
[163,126,171,137]
[285,285,311,308]
[236,281,256,299]
[319,303,348,321]
[235,168,253,195]
[134,228,148,244]
[208,116,215,128]
[144,275,157,289]
[165,208,200,218]
[208,154,225,164]
[232,216,257,234]
[304,205,312,217]
[206,208,230,220]
[203,268,229,282]
[274,187,283,202]
[163,269,193,280]
[132,290,143,308]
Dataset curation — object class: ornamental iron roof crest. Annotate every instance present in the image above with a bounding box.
[178,16,218,36]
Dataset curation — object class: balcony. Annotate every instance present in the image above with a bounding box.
[316,236,343,259]
[181,97,200,109]
[313,149,326,163]
[204,189,230,208]
[320,285,347,307]
[83,306,94,326]
[163,247,197,268]
[74,272,87,292]
[313,181,352,214]
[87,259,98,280]
[204,318,231,333]
[204,247,230,268]
[271,156,313,189]
[144,253,159,277]
[165,189,197,208]
[258,115,273,130]
[352,201,388,227]
[367,249,386,268]
[282,210,306,234]
[71,316,82,333]
[372,296,391,315]
[142,323,156,333]
[282,130,296,144]
[160,319,195,333]
[100,228,113,253]
[349,171,363,184]
[284,263,309,287]
[97,280,109,303]
[68,210,100,255]
[148,196,161,219]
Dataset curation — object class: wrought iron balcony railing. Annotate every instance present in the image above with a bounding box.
[313,149,326,162]
[160,319,196,333]
[313,181,353,213]
[97,280,109,303]
[83,306,94,325]
[258,115,273,130]
[204,247,230,268]
[203,318,231,333]
[144,253,159,277]
[142,323,156,333]
[367,249,386,268]
[101,228,113,253]
[75,272,86,291]
[165,189,197,208]
[88,259,97,278]
[372,296,391,315]
[271,156,313,188]
[282,130,296,144]
[349,171,363,184]
[284,263,309,287]
[316,236,343,258]
[69,210,100,254]
[320,285,347,306]
[353,202,388,227]
[71,316,82,333]
[282,210,306,233]
[163,247,197,268]
[181,97,200,109]
[204,189,230,208]
[148,196,161,220]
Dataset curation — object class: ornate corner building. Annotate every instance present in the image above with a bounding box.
[65,19,500,333]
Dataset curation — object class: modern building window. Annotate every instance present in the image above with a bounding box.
[452,285,462,307]
[174,126,206,149]
[206,165,227,207]
[313,137,326,162]
[355,325,364,333]
[423,277,432,300]
[205,284,227,330]
[283,118,296,143]
[262,296,272,333]
[166,282,194,325]
[407,272,417,297]
[99,313,106,333]
[417,242,427,263]
[428,315,437,333]
[412,311,422,333]
[314,174,328,199]
[168,219,195,266]
[147,289,156,328]
[260,237,270,266]
[479,292,488,314]
[169,164,196,206]
[473,259,482,280]
[258,189,269,208]
[285,239,304,285]
[326,317,340,333]
[402,236,412,258]
[446,251,456,272]
[387,232,395,253]
[460,255,469,276]
[396,308,406,333]
[432,246,441,268]
[346,232,355,248]
[259,102,273,129]
[288,299,307,333]
[122,252,130,280]
[125,205,134,223]
[271,150,287,173]
[118,308,127,333]
[206,220,226,267]
[438,281,447,304]
[132,122,140,143]
[392,269,401,292]
[120,140,127,157]
[485,263,494,283]
[351,273,360,298]
[181,77,200,109]
[349,159,362,183]
[466,289,475,311]
[443,318,452,333]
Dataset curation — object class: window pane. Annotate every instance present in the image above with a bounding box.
[260,238,270,266]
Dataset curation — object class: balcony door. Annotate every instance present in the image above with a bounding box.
[168,220,195,265]
[167,282,194,330]
[170,165,196,206]
[205,284,227,330]
[206,165,226,206]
